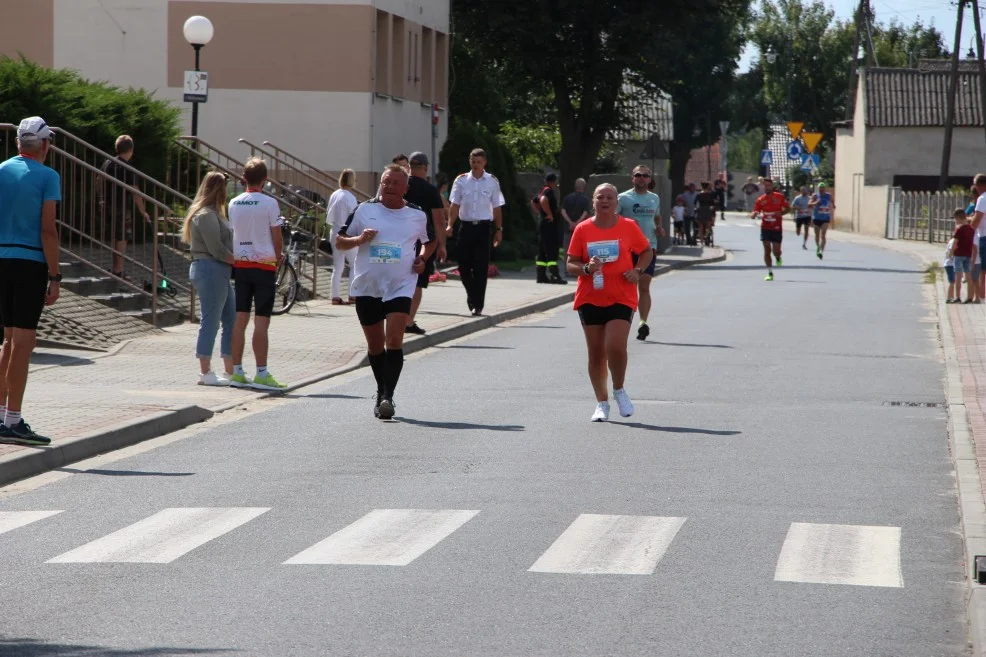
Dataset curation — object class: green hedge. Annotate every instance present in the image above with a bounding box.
[0,56,181,182]
[439,120,537,262]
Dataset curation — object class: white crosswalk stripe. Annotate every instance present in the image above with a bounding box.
[0,510,62,535]
[528,514,686,575]
[774,522,903,588]
[47,507,270,564]
[284,509,479,566]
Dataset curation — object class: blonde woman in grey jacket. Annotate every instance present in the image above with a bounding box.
[182,171,236,386]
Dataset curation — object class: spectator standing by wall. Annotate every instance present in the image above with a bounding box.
[326,168,360,305]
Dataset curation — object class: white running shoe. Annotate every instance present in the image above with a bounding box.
[613,388,634,417]
[591,401,610,422]
[198,371,231,387]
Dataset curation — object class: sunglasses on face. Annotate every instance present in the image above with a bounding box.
[633,172,651,178]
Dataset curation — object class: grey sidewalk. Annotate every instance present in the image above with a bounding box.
[0,246,724,485]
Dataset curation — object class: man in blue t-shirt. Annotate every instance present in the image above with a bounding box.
[618,164,665,341]
[0,116,62,446]
[808,182,836,260]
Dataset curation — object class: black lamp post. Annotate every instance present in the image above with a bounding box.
[183,15,214,138]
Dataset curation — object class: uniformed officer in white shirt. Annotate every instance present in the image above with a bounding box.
[446,148,505,316]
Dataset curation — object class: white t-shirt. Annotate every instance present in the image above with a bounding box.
[326,188,358,235]
[672,206,685,222]
[228,191,282,267]
[945,238,955,267]
[340,199,430,301]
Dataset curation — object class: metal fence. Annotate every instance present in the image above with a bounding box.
[0,124,193,326]
[262,140,373,201]
[887,188,969,243]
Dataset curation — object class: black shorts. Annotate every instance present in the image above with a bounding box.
[813,218,831,227]
[632,252,656,277]
[796,216,812,228]
[416,254,437,289]
[760,229,783,244]
[577,303,634,326]
[233,267,277,317]
[0,259,48,330]
[354,296,413,326]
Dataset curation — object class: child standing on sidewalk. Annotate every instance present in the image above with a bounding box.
[952,208,979,304]
[944,237,957,303]
[672,197,685,246]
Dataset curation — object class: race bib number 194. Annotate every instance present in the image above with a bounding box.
[369,242,402,264]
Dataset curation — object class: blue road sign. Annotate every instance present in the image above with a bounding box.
[786,140,803,161]
[760,149,774,166]
[800,153,820,173]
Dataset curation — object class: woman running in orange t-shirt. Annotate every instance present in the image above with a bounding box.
[566,183,654,422]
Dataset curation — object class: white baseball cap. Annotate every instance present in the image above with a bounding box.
[17,116,54,144]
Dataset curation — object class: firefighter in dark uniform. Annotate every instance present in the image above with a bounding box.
[536,173,567,284]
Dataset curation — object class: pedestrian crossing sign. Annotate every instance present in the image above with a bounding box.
[800,153,820,173]
[760,150,773,166]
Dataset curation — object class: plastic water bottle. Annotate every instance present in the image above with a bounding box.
[592,270,604,290]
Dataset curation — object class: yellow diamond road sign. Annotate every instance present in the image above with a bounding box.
[786,122,804,140]
[802,132,824,154]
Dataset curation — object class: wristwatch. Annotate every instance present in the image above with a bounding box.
[48,273,62,282]
[582,263,591,275]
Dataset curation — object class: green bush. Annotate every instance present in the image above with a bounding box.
[0,56,181,182]
[498,121,560,172]
[439,120,536,252]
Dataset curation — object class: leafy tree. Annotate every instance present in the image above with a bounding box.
[452,0,753,195]
[497,121,561,173]
[727,127,765,172]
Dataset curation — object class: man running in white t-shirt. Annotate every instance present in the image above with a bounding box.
[336,164,437,419]
[228,157,286,391]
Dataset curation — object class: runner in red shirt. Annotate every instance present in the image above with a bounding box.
[567,183,653,422]
[750,178,791,281]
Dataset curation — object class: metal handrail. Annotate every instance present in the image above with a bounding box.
[239,139,337,200]
[172,136,326,297]
[262,140,374,201]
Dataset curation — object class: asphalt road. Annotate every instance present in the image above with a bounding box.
[0,220,968,657]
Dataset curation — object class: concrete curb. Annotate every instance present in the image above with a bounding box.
[934,276,986,657]
[0,248,725,488]
[0,405,214,488]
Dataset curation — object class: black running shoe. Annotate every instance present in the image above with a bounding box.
[636,324,650,341]
[373,393,383,419]
[378,397,396,420]
[405,323,426,335]
[1,420,50,446]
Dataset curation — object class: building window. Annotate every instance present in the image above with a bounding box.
[435,31,448,106]
[392,16,406,98]
[375,10,390,95]
[422,28,434,102]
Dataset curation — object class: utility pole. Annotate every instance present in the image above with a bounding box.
[940,0,966,191]
[845,0,878,121]
[971,0,986,146]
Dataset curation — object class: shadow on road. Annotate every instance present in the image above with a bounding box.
[30,353,95,367]
[619,422,740,436]
[398,417,525,432]
[644,341,734,349]
[697,264,920,275]
[0,638,234,656]
[56,469,195,477]
[500,325,564,330]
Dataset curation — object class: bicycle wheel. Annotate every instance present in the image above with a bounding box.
[271,261,298,315]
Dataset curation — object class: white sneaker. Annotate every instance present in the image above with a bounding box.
[198,371,230,387]
[591,401,610,422]
[613,388,634,417]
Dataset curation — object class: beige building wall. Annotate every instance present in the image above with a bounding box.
[0,0,449,182]
[865,127,986,186]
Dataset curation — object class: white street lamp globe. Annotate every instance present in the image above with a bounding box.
[183,16,214,46]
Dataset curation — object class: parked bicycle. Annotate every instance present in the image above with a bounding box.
[271,220,312,315]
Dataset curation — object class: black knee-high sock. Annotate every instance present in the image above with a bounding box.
[368,351,386,395]
[384,348,404,397]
